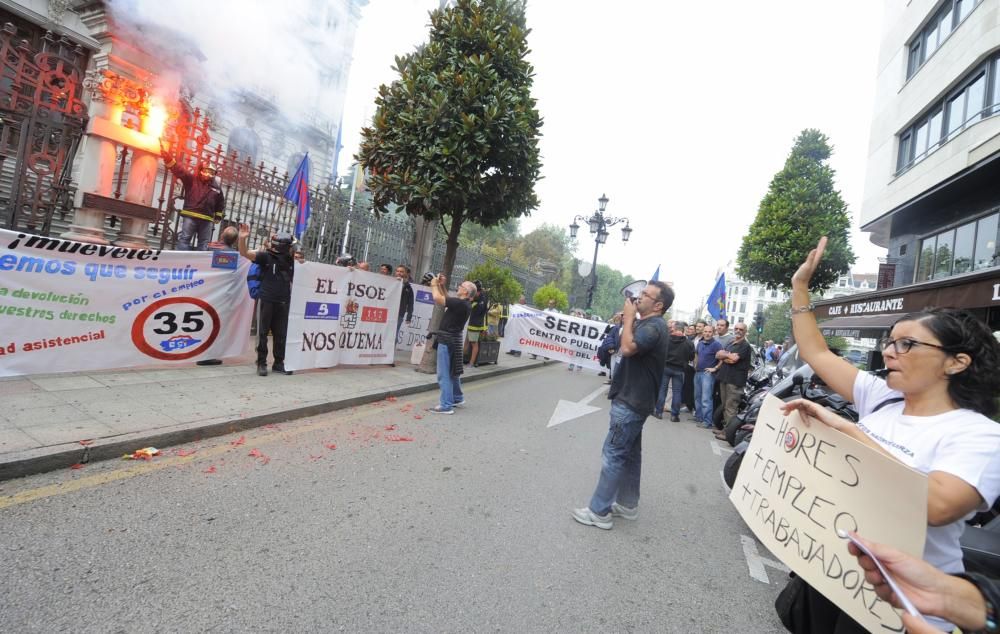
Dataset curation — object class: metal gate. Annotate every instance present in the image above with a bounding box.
[0,21,89,235]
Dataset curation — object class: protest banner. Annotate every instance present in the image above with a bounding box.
[395,283,434,352]
[0,229,253,377]
[285,262,401,370]
[730,394,927,633]
[501,304,607,371]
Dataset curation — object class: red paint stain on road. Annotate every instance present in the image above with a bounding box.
[69,463,84,470]
[248,448,271,465]
[78,439,94,446]
[384,424,398,431]
[174,449,197,457]
[324,443,337,450]
[385,435,414,442]
[203,465,217,474]
[231,436,246,447]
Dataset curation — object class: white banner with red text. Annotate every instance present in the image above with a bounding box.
[285,262,401,369]
[395,283,435,353]
[500,304,606,371]
[0,229,253,377]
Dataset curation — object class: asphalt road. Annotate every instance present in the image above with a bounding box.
[0,365,787,633]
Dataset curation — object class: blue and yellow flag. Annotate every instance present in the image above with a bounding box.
[285,153,310,239]
[650,265,660,282]
[707,273,727,321]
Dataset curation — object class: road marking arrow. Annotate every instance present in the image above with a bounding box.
[547,384,608,428]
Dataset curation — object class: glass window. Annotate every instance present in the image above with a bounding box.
[974,213,999,270]
[908,43,922,77]
[926,23,940,57]
[966,73,986,123]
[959,0,973,21]
[916,237,936,282]
[953,222,975,274]
[934,228,955,278]
[898,132,913,170]
[758,287,765,297]
[739,302,746,314]
[928,110,943,150]
[947,91,966,135]
[914,120,929,160]
[942,5,954,31]
[994,59,1000,114]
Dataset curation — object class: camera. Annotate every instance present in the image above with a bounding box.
[335,253,357,267]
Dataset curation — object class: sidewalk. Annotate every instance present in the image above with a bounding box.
[0,341,546,481]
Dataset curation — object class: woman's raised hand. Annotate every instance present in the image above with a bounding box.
[791,237,827,289]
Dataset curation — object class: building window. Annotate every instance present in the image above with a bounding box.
[974,213,999,270]
[739,302,746,314]
[915,212,1000,281]
[953,222,975,274]
[906,0,981,79]
[897,53,998,174]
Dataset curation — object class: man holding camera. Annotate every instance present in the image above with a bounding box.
[572,281,674,530]
[238,224,295,376]
[429,274,475,414]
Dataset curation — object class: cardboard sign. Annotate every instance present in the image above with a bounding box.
[501,304,607,371]
[285,262,401,369]
[0,229,253,377]
[729,394,927,633]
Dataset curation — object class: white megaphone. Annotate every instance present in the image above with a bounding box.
[620,280,647,304]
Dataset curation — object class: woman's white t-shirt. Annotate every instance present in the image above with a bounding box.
[853,372,1000,573]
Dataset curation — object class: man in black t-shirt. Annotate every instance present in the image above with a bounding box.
[238,224,296,377]
[429,275,475,414]
[572,281,674,530]
[715,323,752,427]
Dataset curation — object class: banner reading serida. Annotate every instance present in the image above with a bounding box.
[285,262,401,370]
[0,229,253,377]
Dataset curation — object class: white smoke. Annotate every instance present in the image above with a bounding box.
[107,0,355,125]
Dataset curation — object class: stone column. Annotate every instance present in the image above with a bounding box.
[113,148,158,248]
[61,99,122,244]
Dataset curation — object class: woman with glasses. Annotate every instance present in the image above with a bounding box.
[777,237,1000,633]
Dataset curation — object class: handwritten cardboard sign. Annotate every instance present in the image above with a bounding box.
[729,394,927,633]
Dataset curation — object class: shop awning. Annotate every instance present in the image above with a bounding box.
[818,314,900,339]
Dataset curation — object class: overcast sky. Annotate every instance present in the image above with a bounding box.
[340,0,888,314]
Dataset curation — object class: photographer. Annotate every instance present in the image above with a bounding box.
[429,275,475,414]
[238,224,295,376]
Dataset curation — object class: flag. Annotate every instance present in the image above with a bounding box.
[352,163,366,193]
[650,265,660,282]
[707,273,727,321]
[285,153,310,239]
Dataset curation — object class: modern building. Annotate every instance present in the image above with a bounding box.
[817,0,1000,339]
[722,268,876,327]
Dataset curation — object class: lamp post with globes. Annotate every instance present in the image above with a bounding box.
[569,193,632,310]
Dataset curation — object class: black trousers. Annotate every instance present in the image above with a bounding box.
[498,317,508,337]
[682,365,695,411]
[257,300,289,365]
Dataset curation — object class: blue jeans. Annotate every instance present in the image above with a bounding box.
[589,401,646,516]
[178,216,214,250]
[694,370,715,425]
[655,365,686,417]
[436,342,463,410]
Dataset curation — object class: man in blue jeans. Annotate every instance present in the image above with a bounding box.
[429,274,475,414]
[653,321,694,421]
[572,281,673,530]
[693,324,723,428]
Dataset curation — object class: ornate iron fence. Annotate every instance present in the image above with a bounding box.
[0,20,88,234]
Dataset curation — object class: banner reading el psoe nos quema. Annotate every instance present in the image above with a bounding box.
[285,262,402,370]
[501,304,607,371]
[396,283,435,352]
[0,229,253,377]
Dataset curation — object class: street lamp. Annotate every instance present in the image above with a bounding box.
[569,193,632,310]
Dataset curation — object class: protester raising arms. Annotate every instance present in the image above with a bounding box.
[779,237,1000,632]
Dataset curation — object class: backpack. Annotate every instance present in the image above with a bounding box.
[247,263,262,299]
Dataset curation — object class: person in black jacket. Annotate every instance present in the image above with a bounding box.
[160,143,226,250]
[654,321,695,421]
[395,264,414,339]
[238,223,295,376]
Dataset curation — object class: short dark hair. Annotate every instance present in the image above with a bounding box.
[379,263,392,272]
[648,281,674,314]
[895,308,1000,417]
[695,320,707,328]
[674,321,688,331]
[396,264,411,274]
[718,318,730,328]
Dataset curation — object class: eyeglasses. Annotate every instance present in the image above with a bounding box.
[879,336,947,355]
[640,290,661,303]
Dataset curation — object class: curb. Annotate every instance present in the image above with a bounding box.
[0,360,547,482]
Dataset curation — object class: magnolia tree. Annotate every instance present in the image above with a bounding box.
[737,129,855,292]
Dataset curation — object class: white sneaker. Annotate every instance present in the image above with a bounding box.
[430,406,454,415]
[571,507,612,530]
[452,400,465,408]
[611,502,638,520]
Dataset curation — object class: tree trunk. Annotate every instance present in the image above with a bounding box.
[415,214,465,374]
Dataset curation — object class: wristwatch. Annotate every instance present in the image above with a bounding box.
[790,303,815,314]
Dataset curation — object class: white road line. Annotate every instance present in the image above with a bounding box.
[580,384,608,406]
[741,534,790,584]
[711,440,734,456]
